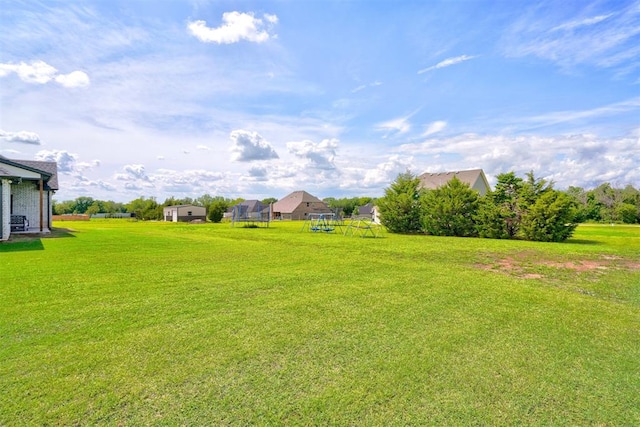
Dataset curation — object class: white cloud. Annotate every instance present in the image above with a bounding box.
[351,81,383,93]
[0,129,41,145]
[398,132,640,189]
[35,150,78,173]
[0,60,89,87]
[117,164,150,182]
[54,70,90,88]
[286,138,338,170]
[264,13,278,24]
[248,166,268,181]
[196,144,211,151]
[0,60,57,83]
[520,97,640,128]
[376,115,412,137]
[230,130,279,162]
[551,13,615,32]
[422,121,447,137]
[187,12,277,44]
[362,155,415,187]
[151,169,226,194]
[418,55,477,74]
[502,3,640,71]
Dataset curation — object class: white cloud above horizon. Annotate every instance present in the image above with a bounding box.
[287,138,338,170]
[422,121,447,137]
[502,1,640,72]
[0,60,90,88]
[0,129,41,145]
[418,55,477,74]
[1,0,638,203]
[229,130,279,162]
[187,12,278,44]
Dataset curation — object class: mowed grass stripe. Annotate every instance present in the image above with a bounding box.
[1,221,639,425]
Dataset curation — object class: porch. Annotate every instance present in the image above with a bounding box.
[10,227,51,235]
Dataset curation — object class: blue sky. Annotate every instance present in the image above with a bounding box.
[1,0,639,202]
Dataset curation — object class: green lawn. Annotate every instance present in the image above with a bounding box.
[1,221,639,425]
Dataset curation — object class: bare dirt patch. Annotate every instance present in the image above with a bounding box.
[476,251,639,280]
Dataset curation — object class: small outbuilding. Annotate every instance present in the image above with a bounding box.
[163,204,206,222]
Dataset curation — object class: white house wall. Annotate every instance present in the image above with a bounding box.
[11,181,48,231]
[177,206,206,217]
[1,179,10,240]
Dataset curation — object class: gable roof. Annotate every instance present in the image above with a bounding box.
[418,169,490,195]
[272,190,324,213]
[0,156,59,190]
[357,202,374,215]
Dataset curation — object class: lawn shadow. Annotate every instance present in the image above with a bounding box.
[0,238,45,252]
[0,227,76,253]
[48,227,78,238]
[564,239,603,246]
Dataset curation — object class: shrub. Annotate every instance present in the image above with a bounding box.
[421,177,479,237]
[377,171,423,233]
[521,190,578,242]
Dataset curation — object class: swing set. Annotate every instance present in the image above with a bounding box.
[301,213,344,233]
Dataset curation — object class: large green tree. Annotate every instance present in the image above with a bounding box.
[126,197,161,220]
[520,190,578,242]
[208,199,229,223]
[377,171,423,233]
[488,172,525,238]
[421,176,479,237]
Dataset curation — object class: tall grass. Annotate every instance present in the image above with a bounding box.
[1,221,639,425]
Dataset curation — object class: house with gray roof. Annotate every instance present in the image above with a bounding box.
[418,169,491,196]
[0,155,59,240]
[272,190,332,220]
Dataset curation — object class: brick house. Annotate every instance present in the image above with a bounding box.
[0,155,58,240]
[272,190,332,220]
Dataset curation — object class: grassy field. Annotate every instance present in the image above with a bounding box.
[1,220,639,425]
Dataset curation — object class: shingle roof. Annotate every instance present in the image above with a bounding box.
[0,157,59,190]
[272,190,323,213]
[418,169,489,195]
[357,202,374,215]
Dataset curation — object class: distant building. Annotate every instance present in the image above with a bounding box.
[272,190,332,220]
[163,204,206,222]
[354,202,381,224]
[418,169,490,196]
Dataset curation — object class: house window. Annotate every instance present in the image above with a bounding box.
[306,202,310,207]
[187,211,192,216]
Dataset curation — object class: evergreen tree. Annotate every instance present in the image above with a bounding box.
[474,195,511,239]
[377,171,423,233]
[520,190,578,242]
[421,177,479,237]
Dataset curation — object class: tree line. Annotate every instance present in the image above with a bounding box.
[53,195,278,222]
[53,175,638,232]
[53,194,375,222]
[378,171,640,242]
